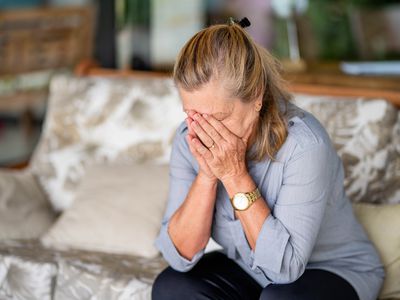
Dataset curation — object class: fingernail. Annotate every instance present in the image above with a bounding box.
[194,113,200,120]
[203,113,208,118]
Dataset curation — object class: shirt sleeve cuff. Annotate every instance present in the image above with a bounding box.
[154,221,205,272]
[250,213,290,274]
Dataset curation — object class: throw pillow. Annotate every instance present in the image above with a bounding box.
[30,74,185,211]
[293,95,400,204]
[0,170,56,240]
[41,163,169,258]
[352,203,400,299]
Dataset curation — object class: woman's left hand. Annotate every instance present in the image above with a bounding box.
[187,112,252,182]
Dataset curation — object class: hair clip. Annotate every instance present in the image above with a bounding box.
[227,17,251,28]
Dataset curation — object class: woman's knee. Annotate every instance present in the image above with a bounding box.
[152,266,210,300]
[152,267,180,300]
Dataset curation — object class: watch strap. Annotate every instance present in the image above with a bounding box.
[246,188,261,206]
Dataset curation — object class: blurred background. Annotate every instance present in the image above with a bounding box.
[1,0,400,167]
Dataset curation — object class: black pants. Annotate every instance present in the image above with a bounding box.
[152,251,359,300]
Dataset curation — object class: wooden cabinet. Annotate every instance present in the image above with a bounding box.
[0,5,95,112]
[283,62,400,107]
[0,6,94,75]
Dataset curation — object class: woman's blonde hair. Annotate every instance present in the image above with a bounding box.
[173,22,292,162]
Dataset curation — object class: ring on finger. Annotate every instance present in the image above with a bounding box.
[208,141,215,150]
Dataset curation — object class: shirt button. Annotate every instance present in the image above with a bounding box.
[288,120,294,127]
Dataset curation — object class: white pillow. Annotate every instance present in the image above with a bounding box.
[41,163,169,258]
[352,203,400,299]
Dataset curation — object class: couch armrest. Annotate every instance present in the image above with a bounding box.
[0,169,57,240]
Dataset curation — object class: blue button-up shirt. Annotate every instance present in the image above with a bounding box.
[154,101,384,300]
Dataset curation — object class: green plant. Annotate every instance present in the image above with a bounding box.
[115,0,150,30]
[306,0,358,60]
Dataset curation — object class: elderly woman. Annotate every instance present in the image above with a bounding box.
[152,18,384,300]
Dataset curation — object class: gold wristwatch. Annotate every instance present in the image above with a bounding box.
[230,188,261,211]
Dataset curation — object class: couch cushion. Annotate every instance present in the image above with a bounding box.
[293,95,400,204]
[0,239,167,300]
[41,162,169,258]
[54,260,152,300]
[0,247,57,300]
[30,74,185,211]
[0,170,56,240]
[352,203,400,299]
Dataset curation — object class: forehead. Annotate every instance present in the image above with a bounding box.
[178,80,234,114]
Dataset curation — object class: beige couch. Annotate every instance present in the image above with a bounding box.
[0,71,399,300]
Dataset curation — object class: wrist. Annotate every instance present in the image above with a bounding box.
[197,172,218,187]
[221,172,256,198]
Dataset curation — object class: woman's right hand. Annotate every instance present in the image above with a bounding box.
[185,111,217,184]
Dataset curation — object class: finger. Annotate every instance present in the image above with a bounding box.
[191,119,215,148]
[187,110,197,120]
[202,113,236,142]
[187,111,206,122]
[193,113,224,144]
[186,135,213,174]
[190,136,213,160]
[187,135,205,160]
[186,134,203,158]
[186,117,196,136]
[187,117,202,141]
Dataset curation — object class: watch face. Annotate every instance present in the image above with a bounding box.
[233,193,249,210]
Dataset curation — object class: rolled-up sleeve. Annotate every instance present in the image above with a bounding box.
[154,123,205,272]
[246,143,335,283]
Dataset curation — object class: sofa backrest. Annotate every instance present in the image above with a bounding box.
[30,74,185,211]
[29,74,400,211]
[292,95,399,205]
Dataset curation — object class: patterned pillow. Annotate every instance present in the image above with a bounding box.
[30,74,185,211]
[292,94,400,204]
